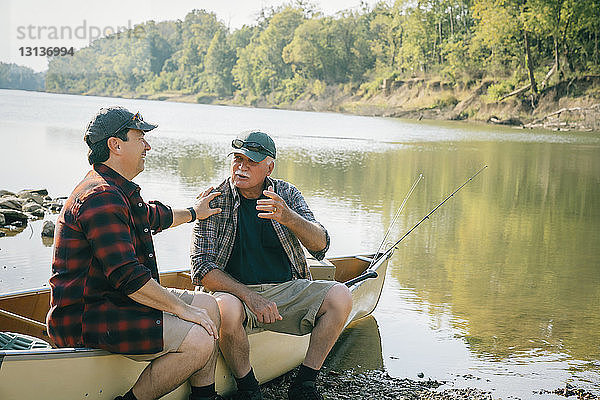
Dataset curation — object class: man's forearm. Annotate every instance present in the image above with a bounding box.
[128,278,188,316]
[201,269,255,303]
[285,210,327,252]
[170,208,194,228]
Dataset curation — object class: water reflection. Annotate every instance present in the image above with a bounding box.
[325,316,384,372]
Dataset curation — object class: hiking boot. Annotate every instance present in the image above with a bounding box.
[287,381,324,400]
[234,387,263,400]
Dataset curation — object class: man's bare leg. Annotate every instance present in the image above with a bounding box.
[189,293,221,387]
[215,293,251,378]
[131,293,220,400]
[303,283,352,369]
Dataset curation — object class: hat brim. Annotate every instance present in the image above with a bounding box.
[126,120,157,132]
[229,149,268,163]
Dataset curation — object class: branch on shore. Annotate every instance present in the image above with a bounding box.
[540,63,557,90]
[499,84,531,101]
[524,103,600,130]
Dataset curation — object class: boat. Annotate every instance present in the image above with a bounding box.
[0,252,389,399]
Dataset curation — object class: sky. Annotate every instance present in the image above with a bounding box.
[1,0,380,72]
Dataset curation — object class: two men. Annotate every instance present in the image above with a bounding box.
[191,131,352,400]
[47,107,224,400]
[49,107,350,400]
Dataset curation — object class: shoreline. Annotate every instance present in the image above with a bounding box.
[40,75,600,133]
[3,85,599,133]
[255,366,600,400]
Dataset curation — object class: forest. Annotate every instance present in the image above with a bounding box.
[0,63,45,91]
[44,0,600,111]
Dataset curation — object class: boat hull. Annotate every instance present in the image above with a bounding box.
[0,254,389,399]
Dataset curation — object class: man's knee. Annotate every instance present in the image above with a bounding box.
[179,324,216,367]
[323,283,353,316]
[192,292,221,328]
[215,293,245,332]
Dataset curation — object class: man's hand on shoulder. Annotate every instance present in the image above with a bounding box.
[244,291,283,324]
[194,186,222,220]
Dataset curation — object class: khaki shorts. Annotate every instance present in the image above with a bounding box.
[126,288,196,362]
[217,279,338,336]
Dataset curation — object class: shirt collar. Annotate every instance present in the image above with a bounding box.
[94,163,140,198]
[228,176,275,206]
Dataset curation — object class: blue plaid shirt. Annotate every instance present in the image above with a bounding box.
[190,177,329,285]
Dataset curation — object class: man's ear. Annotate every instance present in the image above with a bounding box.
[107,137,121,153]
[266,158,275,176]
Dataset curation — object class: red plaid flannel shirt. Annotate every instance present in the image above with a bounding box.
[47,164,173,355]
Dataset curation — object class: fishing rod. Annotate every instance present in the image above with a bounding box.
[345,173,423,288]
[370,173,423,269]
[379,165,488,260]
[345,165,487,287]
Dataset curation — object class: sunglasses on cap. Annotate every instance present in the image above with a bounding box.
[231,139,275,158]
[113,111,143,136]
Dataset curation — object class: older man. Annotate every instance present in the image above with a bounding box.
[191,131,352,400]
[47,106,223,400]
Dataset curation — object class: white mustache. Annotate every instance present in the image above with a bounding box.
[234,171,249,178]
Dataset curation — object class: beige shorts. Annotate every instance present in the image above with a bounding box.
[216,279,338,336]
[126,288,196,362]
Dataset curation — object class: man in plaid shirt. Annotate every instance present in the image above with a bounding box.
[47,106,224,400]
[191,131,353,400]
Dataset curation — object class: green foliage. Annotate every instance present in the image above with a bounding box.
[42,0,599,102]
[485,82,516,102]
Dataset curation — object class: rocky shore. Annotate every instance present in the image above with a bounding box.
[252,366,599,400]
[0,189,63,238]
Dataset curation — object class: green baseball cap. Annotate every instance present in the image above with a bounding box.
[230,130,277,162]
[84,106,157,145]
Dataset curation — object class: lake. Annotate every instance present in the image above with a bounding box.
[0,89,599,399]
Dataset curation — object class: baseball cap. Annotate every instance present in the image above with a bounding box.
[84,106,157,145]
[230,131,276,163]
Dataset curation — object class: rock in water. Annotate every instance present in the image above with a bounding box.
[0,212,5,226]
[18,192,45,205]
[23,202,45,218]
[18,189,49,197]
[0,190,16,197]
[41,220,55,238]
[0,208,29,224]
[0,197,25,211]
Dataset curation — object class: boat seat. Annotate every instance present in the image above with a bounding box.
[0,332,52,350]
[306,256,336,280]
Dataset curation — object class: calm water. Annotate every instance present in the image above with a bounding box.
[1,89,599,399]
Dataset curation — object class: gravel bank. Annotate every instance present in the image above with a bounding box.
[255,367,494,400]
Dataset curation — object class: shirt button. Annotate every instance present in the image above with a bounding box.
[156,320,161,325]
[138,202,143,207]
[144,228,149,233]
[148,253,153,258]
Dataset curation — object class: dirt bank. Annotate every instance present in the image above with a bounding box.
[211,76,600,133]
[81,75,600,133]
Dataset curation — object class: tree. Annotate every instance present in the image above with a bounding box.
[204,29,236,96]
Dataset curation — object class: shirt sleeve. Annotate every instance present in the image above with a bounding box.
[147,200,173,234]
[285,182,330,260]
[190,212,221,285]
[78,190,152,295]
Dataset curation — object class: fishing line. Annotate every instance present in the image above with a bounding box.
[346,166,487,287]
[370,173,423,269]
[380,165,488,259]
